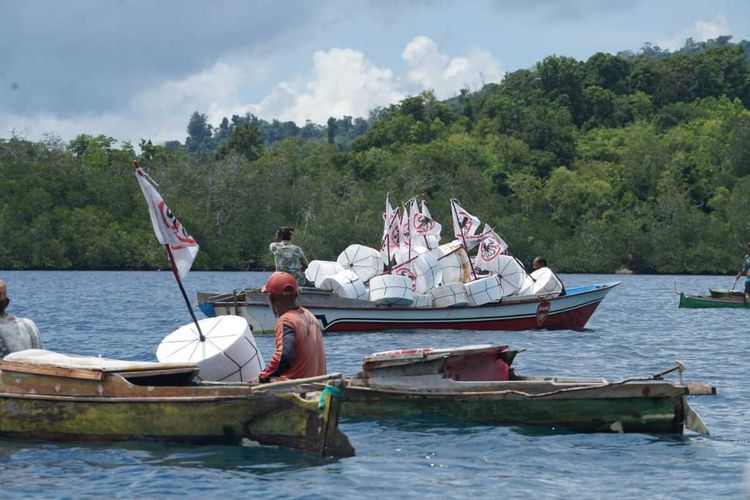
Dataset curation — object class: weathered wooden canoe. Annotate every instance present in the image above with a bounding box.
[0,350,354,457]
[197,282,620,334]
[679,292,749,309]
[342,345,715,434]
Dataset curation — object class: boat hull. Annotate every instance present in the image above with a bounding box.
[0,358,354,457]
[340,345,714,434]
[679,292,749,309]
[343,383,687,434]
[198,282,620,334]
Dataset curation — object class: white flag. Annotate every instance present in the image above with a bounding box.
[135,167,199,280]
[474,226,509,273]
[451,199,491,250]
[380,195,400,264]
[399,205,411,253]
[416,199,441,249]
[451,200,480,239]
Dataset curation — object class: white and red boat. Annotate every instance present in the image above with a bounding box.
[197,281,620,334]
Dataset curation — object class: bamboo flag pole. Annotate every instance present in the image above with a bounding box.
[134,160,205,342]
[450,199,477,280]
[165,244,206,342]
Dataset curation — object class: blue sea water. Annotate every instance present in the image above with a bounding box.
[0,271,748,499]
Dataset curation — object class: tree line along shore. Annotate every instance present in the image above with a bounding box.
[2,37,750,275]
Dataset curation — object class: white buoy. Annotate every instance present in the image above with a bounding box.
[156,316,264,382]
[319,270,369,300]
[464,275,503,306]
[368,274,414,305]
[337,244,384,282]
[517,274,535,296]
[430,283,470,308]
[492,256,527,297]
[528,267,564,295]
[305,260,344,288]
[437,241,472,284]
[410,293,433,308]
[393,246,442,293]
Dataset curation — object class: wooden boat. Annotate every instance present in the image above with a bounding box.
[679,291,749,309]
[708,288,744,298]
[0,350,354,457]
[342,345,715,434]
[197,282,620,334]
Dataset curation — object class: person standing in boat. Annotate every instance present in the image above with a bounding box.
[269,226,309,286]
[0,279,43,359]
[256,272,326,383]
[735,242,750,300]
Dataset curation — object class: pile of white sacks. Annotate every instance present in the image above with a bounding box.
[305,243,564,308]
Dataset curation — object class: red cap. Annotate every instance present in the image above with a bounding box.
[261,272,298,296]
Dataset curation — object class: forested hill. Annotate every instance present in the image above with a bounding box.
[2,37,750,274]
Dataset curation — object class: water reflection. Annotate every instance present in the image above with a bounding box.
[0,439,337,475]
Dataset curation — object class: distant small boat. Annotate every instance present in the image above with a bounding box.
[197,282,620,334]
[708,288,744,298]
[679,291,749,309]
[342,344,715,435]
[0,350,354,457]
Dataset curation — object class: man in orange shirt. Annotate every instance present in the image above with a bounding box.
[258,272,326,383]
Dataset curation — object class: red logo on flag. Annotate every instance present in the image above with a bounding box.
[479,237,501,262]
[413,213,435,234]
[394,266,417,291]
[457,211,474,235]
[157,201,196,245]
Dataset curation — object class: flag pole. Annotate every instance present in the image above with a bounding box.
[164,246,206,342]
[451,199,477,280]
[384,194,392,273]
[385,214,393,274]
[419,196,430,249]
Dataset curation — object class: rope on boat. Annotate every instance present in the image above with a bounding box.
[319,384,344,409]
[356,363,690,400]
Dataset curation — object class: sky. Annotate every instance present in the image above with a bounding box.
[1,0,748,146]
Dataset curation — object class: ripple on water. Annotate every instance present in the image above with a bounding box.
[0,271,748,498]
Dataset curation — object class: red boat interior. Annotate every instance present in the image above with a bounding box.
[441,347,519,382]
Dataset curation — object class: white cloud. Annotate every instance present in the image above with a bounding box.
[0,36,504,144]
[250,48,405,124]
[250,37,504,124]
[0,58,271,145]
[402,36,504,98]
[658,14,731,51]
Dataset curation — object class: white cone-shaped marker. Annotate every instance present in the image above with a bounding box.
[305,260,344,288]
[337,244,384,282]
[430,283,470,308]
[368,274,415,305]
[156,316,264,382]
[529,267,564,295]
[465,275,503,306]
[493,256,527,296]
[319,270,369,300]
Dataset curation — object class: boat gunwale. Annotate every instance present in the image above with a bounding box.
[345,378,693,399]
[202,281,621,312]
[0,391,309,404]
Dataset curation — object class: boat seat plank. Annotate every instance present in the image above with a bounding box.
[0,360,105,380]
